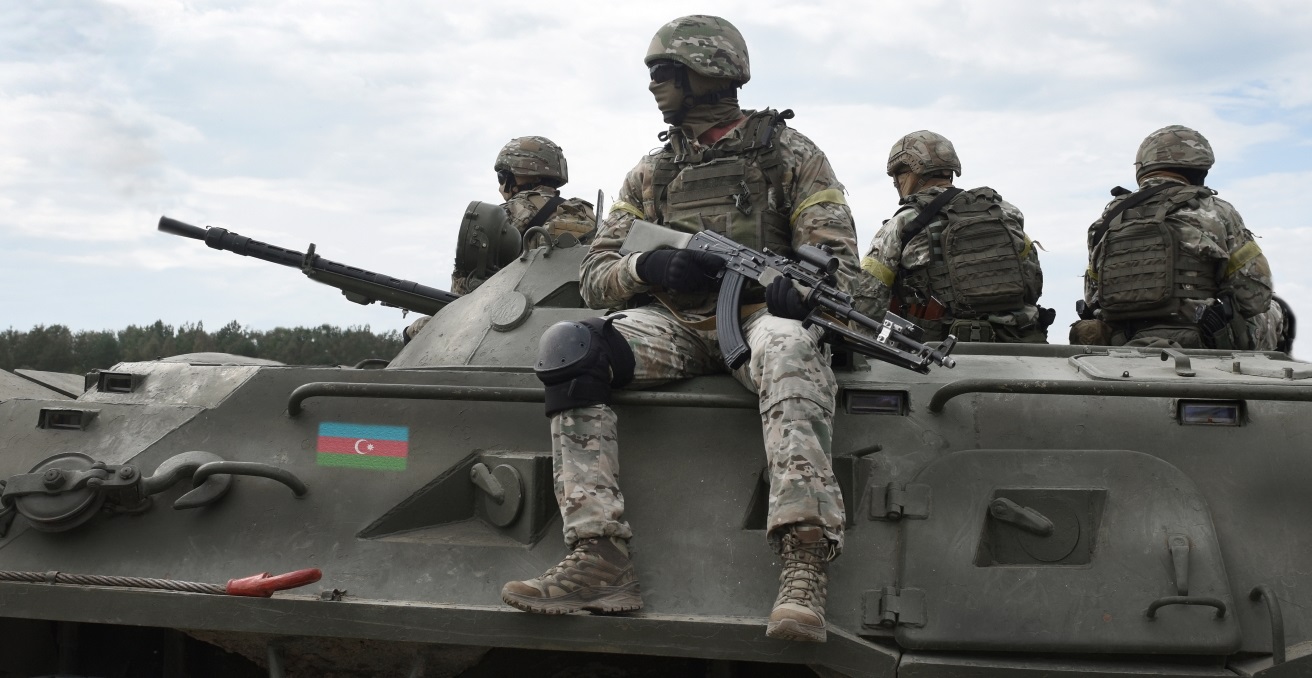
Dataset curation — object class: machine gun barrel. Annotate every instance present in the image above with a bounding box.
[158,216,458,316]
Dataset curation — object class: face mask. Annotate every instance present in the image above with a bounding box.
[648,79,687,125]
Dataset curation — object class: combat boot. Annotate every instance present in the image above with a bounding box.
[766,524,831,642]
[501,536,642,614]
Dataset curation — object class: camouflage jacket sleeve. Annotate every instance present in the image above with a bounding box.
[1003,199,1043,305]
[1211,196,1272,318]
[578,157,655,310]
[860,213,908,320]
[776,128,877,318]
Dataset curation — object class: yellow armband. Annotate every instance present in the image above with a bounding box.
[1225,240,1263,278]
[790,188,847,225]
[861,256,897,287]
[610,200,645,220]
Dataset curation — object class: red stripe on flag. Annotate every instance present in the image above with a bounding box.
[316,436,408,458]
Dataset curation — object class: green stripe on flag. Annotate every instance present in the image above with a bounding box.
[317,453,407,471]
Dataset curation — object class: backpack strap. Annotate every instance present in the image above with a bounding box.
[1090,182,1175,247]
[525,196,566,230]
[900,187,963,248]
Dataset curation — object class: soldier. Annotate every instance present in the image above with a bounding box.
[500,15,860,643]
[405,137,595,343]
[1075,125,1273,348]
[862,131,1050,343]
[453,136,595,294]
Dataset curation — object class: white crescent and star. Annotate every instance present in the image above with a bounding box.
[353,439,377,455]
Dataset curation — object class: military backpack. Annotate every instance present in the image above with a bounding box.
[1090,183,1218,322]
[897,187,1032,319]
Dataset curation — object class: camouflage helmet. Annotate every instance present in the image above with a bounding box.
[1135,125,1214,179]
[493,136,568,185]
[645,15,750,85]
[886,131,962,177]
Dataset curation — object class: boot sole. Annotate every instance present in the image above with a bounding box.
[502,582,642,615]
[766,618,827,643]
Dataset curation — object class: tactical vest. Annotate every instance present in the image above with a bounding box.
[1093,183,1218,322]
[650,109,794,258]
[518,193,594,240]
[896,187,1030,318]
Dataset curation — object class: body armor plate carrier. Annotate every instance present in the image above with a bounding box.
[899,187,1030,318]
[651,109,794,257]
[1093,183,1217,322]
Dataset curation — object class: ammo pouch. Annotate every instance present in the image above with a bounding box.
[949,318,997,343]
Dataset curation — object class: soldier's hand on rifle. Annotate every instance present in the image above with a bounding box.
[636,249,725,293]
[765,276,809,321]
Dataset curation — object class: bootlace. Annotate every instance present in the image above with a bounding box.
[542,540,593,580]
[778,534,830,607]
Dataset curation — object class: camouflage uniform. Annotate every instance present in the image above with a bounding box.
[1083,175,1272,348]
[1251,300,1288,352]
[557,115,854,552]
[863,187,1046,342]
[450,187,595,294]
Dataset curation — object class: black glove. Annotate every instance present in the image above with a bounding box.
[635,249,725,293]
[766,276,810,320]
[1197,300,1232,346]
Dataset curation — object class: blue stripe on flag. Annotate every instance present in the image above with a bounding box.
[318,422,409,442]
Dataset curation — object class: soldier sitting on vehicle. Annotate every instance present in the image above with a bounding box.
[499,15,862,644]
[862,131,1051,343]
[404,136,595,342]
[1073,125,1273,349]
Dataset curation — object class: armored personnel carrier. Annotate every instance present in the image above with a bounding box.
[0,211,1307,677]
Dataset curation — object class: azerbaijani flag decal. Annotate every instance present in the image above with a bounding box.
[317,422,409,471]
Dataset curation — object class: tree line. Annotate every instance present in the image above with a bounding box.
[0,321,403,374]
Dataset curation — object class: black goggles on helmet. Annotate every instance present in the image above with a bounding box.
[648,60,684,84]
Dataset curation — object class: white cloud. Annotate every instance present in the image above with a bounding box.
[1,0,1311,341]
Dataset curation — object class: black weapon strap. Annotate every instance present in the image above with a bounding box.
[1090,182,1174,247]
[900,187,963,248]
[525,196,566,230]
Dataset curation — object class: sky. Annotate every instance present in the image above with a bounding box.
[2,0,1311,344]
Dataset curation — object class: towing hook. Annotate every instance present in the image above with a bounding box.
[143,451,308,510]
[226,568,323,597]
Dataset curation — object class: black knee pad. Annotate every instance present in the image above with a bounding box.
[535,316,635,417]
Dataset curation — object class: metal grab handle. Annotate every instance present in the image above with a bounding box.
[1250,585,1286,665]
[520,226,554,259]
[173,462,308,509]
[989,498,1054,536]
[1145,596,1226,619]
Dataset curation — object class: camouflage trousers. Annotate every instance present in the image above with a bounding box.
[551,305,846,554]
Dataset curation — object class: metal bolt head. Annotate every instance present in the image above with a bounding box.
[117,467,136,480]
[42,469,64,488]
[86,478,103,489]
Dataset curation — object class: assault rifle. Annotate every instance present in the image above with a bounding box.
[158,216,459,316]
[620,220,957,373]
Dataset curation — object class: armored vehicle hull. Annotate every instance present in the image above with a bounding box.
[0,242,1308,677]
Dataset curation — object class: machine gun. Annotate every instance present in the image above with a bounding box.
[159,216,458,316]
[620,220,957,373]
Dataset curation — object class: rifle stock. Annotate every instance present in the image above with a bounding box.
[158,216,458,316]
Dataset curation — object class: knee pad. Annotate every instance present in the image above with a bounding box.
[535,316,636,417]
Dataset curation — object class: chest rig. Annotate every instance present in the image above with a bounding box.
[896,187,1029,319]
[650,109,795,259]
[1093,183,1219,322]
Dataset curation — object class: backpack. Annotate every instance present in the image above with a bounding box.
[1091,183,1218,321]
[899,187,1030,317]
